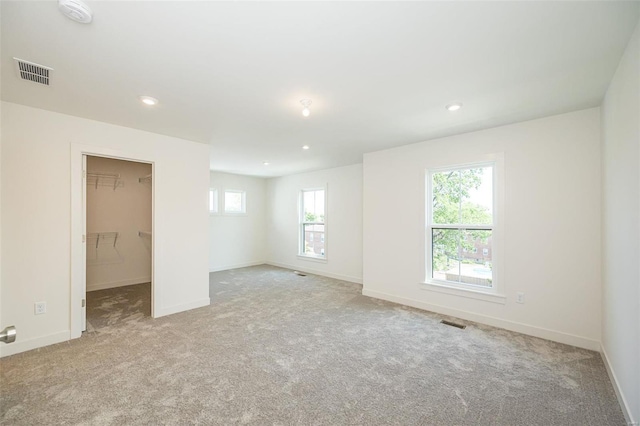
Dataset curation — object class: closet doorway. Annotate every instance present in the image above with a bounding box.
[83,155,153,333]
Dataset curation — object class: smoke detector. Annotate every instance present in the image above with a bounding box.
[58,0,93,24]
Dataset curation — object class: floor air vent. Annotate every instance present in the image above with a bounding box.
[14,58,53,86]
[440,320,466,329]
[294,271,307,277]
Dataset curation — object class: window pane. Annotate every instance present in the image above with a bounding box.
[303,223,325,256]
[433,228,492,287]
[460,167,492,225]
[303,189,324,223]
[225,191,243,213]
[432,228,461,281]
[432,167,492,225]
[303,191,316,219]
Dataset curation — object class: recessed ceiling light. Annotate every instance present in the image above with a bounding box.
[446,103,462,112]
[263,161,270,166]
[139,96,158,106]
[300,99,312,117]
[302,145,310,150]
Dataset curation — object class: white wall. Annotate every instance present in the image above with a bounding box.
[209,171,266,271]
[1,102,210,357]
[363,108,602,350]
[86,156,152,291]
[266,164,363,283]
[601,20,639,425]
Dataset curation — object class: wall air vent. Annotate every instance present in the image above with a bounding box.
[440,320,467,329]
[13,58,53,86]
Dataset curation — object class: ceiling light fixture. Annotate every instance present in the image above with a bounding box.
[300,99,312,117]
[263,161,270,166]
[139,96,159,106]
[302,145,310,150]
[58,0,93,24]
[446,103,463,112]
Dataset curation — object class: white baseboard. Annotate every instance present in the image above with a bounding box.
[601,345,637,426]
[209,260,265,273]
[87,276,151,292]
[0,330,70,358]
[155,298,210,318]
[266,261,363,284]
[362,288,600,351]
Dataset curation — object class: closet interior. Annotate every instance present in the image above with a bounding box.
[85,156,152,332]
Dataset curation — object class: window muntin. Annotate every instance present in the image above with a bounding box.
[428,165,494,288]
[300,189,325,258]
[224,190,246,214]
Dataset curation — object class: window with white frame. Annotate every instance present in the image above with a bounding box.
[428,164,494,289]
[209,188,218,214]
[224,190,246,214]
[300,188,325,258]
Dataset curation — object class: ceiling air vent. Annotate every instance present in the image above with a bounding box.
[13,58,53,86]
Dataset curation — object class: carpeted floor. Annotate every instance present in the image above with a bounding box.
[85,282,151,332]
[0,265,626,425]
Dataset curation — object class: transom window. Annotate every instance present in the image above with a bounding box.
[300,189,325,258]
[428,164,494,289]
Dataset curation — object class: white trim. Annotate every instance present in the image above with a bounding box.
[266,261,362,284]
[209,261,265,272]
[601,345,638,426]
[154,298,210,318]
[296,254,327,264]
[362,288,600,351]
[71,143,156,339]
[87,277,152,292]
[0,331,70,358]
[420,281,506,304]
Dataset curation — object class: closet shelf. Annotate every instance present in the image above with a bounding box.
[87,172,124,190]
[138,174,152,184]
[87,232,119,248]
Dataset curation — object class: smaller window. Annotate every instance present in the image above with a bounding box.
[300,188,326,258]
[224,190,246,214]
[482,248,489,256]
[209,189,218,213]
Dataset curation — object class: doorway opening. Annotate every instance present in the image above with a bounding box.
[83,155,153,333]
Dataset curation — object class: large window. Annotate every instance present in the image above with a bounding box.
[300,188,325,259]
[428,164,494,289]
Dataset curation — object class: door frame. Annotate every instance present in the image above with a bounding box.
[70,143,156,339]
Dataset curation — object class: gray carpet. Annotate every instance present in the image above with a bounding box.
[85,282,151,332]
[0,265,625,425]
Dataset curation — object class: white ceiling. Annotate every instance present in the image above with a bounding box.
[2,1,638,177]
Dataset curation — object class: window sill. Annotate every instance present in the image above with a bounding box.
[420,280,506,304]
[297,254,327,264]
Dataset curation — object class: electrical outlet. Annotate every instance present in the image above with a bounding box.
[34,302,46,315]
[516,292,525,304]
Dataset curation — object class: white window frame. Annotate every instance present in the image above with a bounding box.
[209,188,219,214]
[223,189,246,214]
[423,158,505,304]
[298,187,327,262]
